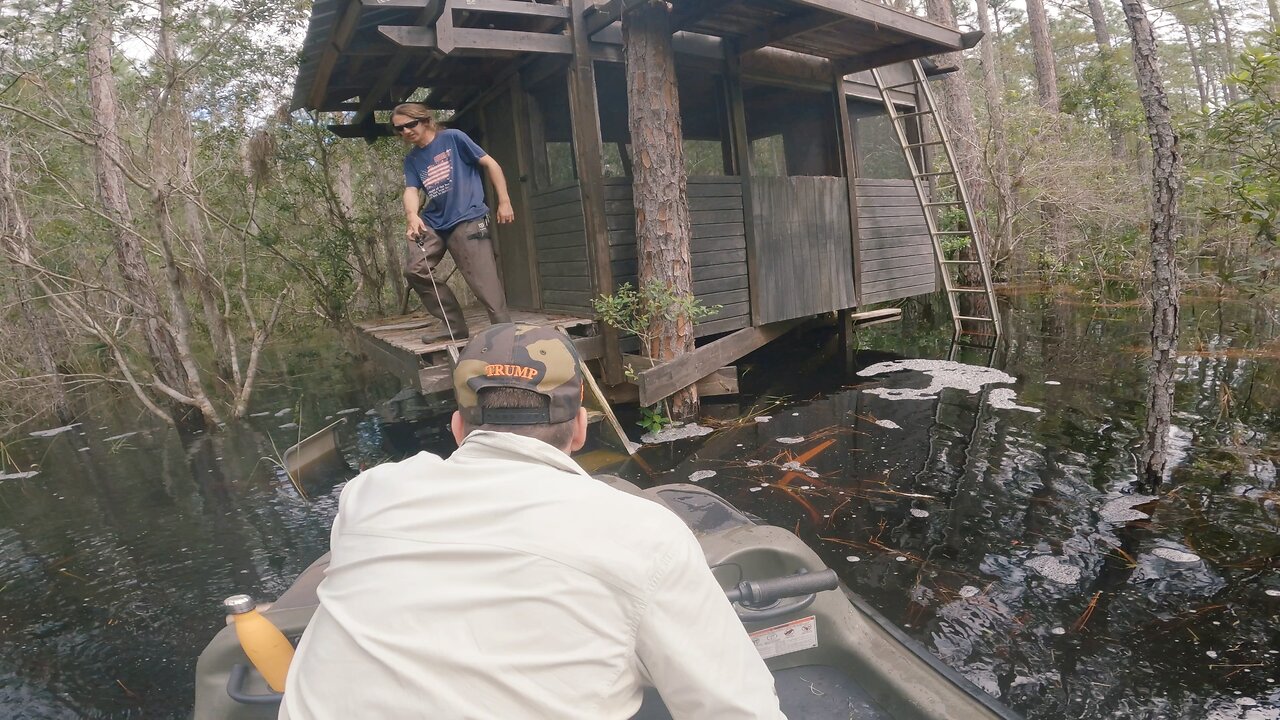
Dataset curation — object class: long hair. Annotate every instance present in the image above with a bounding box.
[390,103,439,133]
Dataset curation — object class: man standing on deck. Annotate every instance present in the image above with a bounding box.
[281,323,786,720]
[392,103,512,344]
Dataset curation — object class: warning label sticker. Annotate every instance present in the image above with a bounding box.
[748,615,818,660]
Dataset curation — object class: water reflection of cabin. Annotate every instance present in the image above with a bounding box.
[292,0,975,399]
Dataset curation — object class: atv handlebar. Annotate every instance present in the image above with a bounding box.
[725,569,840,623]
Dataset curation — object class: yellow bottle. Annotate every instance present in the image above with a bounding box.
[223,594,295,692]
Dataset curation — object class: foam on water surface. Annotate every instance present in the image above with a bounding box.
[1025,555,1081,585]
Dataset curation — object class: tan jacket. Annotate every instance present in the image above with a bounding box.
[281,430,784,719]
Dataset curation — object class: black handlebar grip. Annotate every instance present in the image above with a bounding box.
[725,569,839,606]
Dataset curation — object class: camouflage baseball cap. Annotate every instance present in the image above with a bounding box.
[453,323,584,425]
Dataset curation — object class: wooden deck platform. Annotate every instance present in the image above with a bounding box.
[356,308,597,394]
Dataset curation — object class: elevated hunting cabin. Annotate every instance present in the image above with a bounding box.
[292,0,994,406]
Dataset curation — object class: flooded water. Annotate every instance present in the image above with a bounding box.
[2,289,1278,718]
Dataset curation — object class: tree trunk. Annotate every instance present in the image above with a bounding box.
[622,0,698,420]
[1183,24,1210,112]
[1025,0,1061,113]
[149,0,221,426]
[975,0,1014,264]
[1270,0,1279,32]
[1215,0,1238,103]
[85,0,190,409]
[0,142,72,422]
[1086,0,1112,47]
[1208,14,1228,105]
[1085,0,1125,157]
[1123,0,1183,487]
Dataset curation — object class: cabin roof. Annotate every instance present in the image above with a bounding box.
[291,0,968,122]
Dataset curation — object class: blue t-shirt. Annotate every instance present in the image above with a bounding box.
[403,129,489,230]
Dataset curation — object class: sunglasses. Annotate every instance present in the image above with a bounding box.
[393,119,421,133]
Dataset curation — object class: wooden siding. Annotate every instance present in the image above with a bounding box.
[603,176,751,338]
[855,179,937,304]
[530,183,593,312]
[750,176,857,324]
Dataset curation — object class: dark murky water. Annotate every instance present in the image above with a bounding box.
[2,290,1278,718]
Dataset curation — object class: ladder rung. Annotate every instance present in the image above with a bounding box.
[934,230,972,234]
[924,201,963,207]
[904,140,946,148]
[894,110,935,119]
[941,259,982,265]
[949,288,988,293]
[955,316,997,322]
[915,171,956,178]
[882,80,923,91]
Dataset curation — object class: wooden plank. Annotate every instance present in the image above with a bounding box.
[862,259,935,281]
[693,314,752,337]
[692,221,747,239]
[860,214,933,229]
[539,260,591,276]
[533,214,587,235]
[541,289,593,307]
[860,286,935,304]
[610,233,744,260]
[862,244,934,261]
[688,195,744,211]
[636,319,800,405]
[693,274,750,294]
[532,200,588,223]
[530,184,583,209]
[859,224,929,240]
[536,230,589,251]
[861,275,935,294]
[697,288,751,307]
[855,194,924,207]
[451,0,570,19]
[540,275,594,292]
[859,204,926,218]
[439,27,573,56]
[358,331,423,389]
[539,245,590,262]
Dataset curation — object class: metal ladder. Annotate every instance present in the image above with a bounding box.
[870,60,1001,338]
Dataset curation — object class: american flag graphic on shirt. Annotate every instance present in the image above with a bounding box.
[421,149,452,199]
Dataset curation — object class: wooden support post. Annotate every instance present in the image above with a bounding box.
[838,308,855,371]
[834,68,862,307]
[567,0,624,385]
[725,48,762,326]
[623,0,698,419]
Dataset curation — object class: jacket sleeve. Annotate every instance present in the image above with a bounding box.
[634,528,787,720]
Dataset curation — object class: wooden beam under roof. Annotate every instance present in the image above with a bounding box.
[308,0,365,110]
[837,40,939,74]
[736,8,842,54]
[794,0,959,48]
[354,0,446,124]
[668,0,736,32]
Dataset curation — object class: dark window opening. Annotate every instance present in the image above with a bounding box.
[742,82,840,178]
[848,100,919,180]
[528,72,577,189]
[594,62,732,178]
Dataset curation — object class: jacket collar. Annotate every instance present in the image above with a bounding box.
[451,430,591,478]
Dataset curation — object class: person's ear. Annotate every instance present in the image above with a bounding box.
[568,406,589,453]
[450,411,467,445]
